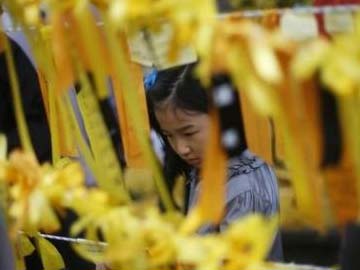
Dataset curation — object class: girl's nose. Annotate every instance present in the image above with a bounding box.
[175,139,191,156]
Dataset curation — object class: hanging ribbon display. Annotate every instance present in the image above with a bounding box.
[1,1,360,269]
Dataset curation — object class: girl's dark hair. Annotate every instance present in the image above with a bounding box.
[147,64,208,116]
[146,64,208,201]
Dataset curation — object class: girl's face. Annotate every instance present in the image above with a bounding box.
[155,105,210,168]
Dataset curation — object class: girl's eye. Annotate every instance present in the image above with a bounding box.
[184,131,197,137]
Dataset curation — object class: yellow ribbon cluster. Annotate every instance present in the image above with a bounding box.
[0,146,277,270]
[0,149,81,269]
[1,0,360,268]
[69,206,277,270]
[0,151,84,236]
[292,13,360,225]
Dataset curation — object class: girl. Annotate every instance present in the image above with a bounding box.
[146,64,283,261]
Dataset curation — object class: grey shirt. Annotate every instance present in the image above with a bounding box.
[0,212,14,270]
[187,150,283,261]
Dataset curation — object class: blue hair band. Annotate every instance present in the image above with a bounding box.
[144,69,158,91]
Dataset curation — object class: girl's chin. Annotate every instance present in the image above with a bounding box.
[186,158,201,167]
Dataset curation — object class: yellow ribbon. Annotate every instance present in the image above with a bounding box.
[181,111,227,234]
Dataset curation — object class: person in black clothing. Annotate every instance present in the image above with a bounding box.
[0,37,51,162]
[0,36,95,270]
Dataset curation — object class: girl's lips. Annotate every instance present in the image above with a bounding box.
[186,158,201,166]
